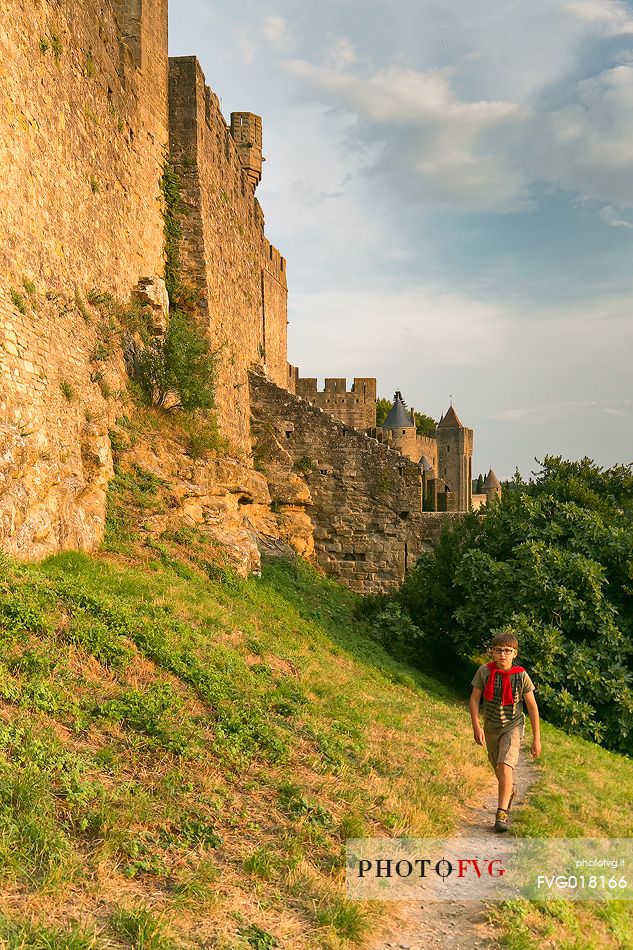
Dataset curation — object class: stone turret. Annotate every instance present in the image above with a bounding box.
[230,113,263,190]
[435,402,473,511]
[483,468,502,505]
[382,391,418,460]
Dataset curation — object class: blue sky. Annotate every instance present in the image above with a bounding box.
[169,0,633,479]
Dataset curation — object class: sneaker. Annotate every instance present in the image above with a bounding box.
[507,784,518,814]
[494,808,510,833]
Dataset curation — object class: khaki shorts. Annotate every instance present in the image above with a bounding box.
[485,726,523,769]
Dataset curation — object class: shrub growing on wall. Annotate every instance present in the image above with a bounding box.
[124,310,217,411]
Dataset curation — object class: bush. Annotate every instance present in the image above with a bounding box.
[294,456,313,474]
[178,413,225,458]
[398,456,633,755]
[124,310,217,411]
[361,600,421,657]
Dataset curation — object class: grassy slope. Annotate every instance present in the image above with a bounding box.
[0,533,631,949]
[488,725,633,950]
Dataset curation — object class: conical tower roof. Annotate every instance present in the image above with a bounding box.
[382,391,414,430]
[483,468,501,489]
[436,404,463,428]
[419,455,432,472]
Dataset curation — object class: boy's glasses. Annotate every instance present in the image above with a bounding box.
[492,648,515,655]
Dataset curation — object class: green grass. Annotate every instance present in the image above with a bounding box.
[84,51,96,79]
[486,723,633,949]
[22,276,37,299]
[0,543,490,946]
[0,510,631,946]
[10,287,27,314]
[109,906,177,949]
[50,33,62,61]
[59,379,75,401]
[0,915,100,948]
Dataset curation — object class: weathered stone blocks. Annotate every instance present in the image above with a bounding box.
[249,370,459,593]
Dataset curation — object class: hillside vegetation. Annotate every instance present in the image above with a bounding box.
[0,539,489,949]
[0,461,631,949]
[399,456,633,755]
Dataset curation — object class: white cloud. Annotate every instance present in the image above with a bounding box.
[324,36,357,69]
[231,14,293,64]
[284,51,633,213]
[599,205,633,227]
[492,400,630,425]
[532,64,633,207]
[285,60,517,125]
[289,284,509,376]
[261,15,292,48]
[233,30,258,64]
[565,0,633,33]
[284,58,530,211]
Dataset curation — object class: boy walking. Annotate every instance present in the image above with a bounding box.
[469,631,541,832]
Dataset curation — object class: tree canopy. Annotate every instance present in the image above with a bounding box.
[397,456,633,755]
[375,397,392,428]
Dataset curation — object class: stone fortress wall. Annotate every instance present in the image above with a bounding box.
[168,56,289,451]
[250,371,458,592]
[0,0,170,557]
[0,0,484,587]
[0,1,289,556]
[295,376,377,431]
[1,0,169,300]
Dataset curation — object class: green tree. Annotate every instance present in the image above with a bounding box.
[375,397,392,427]
[397,456,633,755]
[414,412,437,437]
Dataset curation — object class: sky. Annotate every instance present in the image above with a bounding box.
[169,0,633,480]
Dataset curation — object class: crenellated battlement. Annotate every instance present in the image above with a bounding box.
[295,375,377,430]
[297,377,376,398]
[263,241,287,285]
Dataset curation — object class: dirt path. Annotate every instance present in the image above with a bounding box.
[366,754,537,950]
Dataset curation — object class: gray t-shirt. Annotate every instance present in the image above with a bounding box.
[471,664,535,737]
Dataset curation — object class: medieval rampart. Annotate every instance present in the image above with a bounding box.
[0,0,168,298]
[250,371,455,593]
[168,57,288,451]
[295,376,377,431]
[0,0,170,557]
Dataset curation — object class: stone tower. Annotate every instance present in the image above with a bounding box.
[230,113,263,190]
[435,404,473,511]
[483,468,502,505]
[382,391,418,460]
[111,0,169,119]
